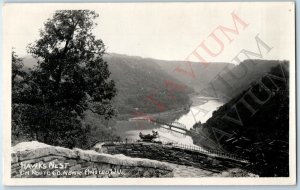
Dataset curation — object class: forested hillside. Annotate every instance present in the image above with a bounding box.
[205,59,284,100]
[21,53,194,117]
[192,61,289,177]
[104,53,193,116]
[153,59,283,103]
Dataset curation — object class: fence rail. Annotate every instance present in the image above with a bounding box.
[88,138,249,162]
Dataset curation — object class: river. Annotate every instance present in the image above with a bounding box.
[114,97,224,146]
[176,99,224,130]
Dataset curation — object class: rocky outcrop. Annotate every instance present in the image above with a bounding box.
[11,141,173,178]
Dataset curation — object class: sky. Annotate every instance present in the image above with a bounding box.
[4,2,295,63]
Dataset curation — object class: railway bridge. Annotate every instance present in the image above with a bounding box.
[129,117,191,135]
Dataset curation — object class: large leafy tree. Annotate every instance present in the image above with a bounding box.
[13,10,116,148]
[27,10,116,117]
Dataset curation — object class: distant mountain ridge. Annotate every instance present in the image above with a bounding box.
[148,57,285,102]
[21,53,286,115]
[151,58,235,93]
[103,53,193,115]
[206,59,286,100]
[21,53,193,116]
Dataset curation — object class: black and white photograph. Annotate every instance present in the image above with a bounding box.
[3,2,296,185]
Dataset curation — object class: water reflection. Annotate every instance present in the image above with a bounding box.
[176,100,224,130]
[117,99,224,146]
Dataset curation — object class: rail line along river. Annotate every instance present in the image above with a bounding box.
[114,96,224,147]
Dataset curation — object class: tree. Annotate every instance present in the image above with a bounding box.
[12,50,25,83]
[12,50,30,144]
[13,10,116,148]
[27,10,116,118]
